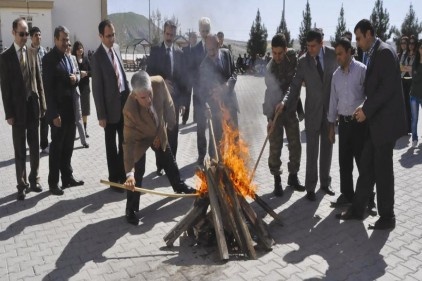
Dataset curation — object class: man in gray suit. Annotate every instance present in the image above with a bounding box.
[91,19,129,192]
[279,29,337,201]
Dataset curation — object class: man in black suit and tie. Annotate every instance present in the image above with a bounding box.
[181,32,198,125]
[147,20,187,175]
[199,34,239,159]
[42,26,84,195]
[193,17,211,164]
[336,19,406,230]
[92,19,130,192]
[0,18,46,200]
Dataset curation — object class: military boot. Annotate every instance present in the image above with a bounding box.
[287,173,306,192]
[273,175,283,197]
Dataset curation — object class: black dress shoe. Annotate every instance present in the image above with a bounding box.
[62,178,84,188]
[17,190,26,200]
[176,185,196,194]
[156,169,164,176]
[368,217,396,230]
[50,186,64,195]
[85,133,90,138]
[287,173,305,192]
[125,210,139,225]
[306,191,316,201]
[335,210,363,220]
[320,185,335,196]
[331,194,352,207]
[82,143,89,148]
[30,183,43,193]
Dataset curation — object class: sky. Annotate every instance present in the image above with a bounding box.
[108,0,422,42]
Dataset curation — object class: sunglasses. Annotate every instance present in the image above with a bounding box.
[16,31,29,37]
[104,33,115,38]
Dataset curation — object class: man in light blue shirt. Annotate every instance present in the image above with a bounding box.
[328,37,374,211]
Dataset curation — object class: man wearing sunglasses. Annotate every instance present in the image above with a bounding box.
[0,18,46,200]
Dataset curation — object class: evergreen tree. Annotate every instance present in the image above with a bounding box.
[247,9,268,63]
[298,0,312,52]
[330,4,348,46]
[400,4,422,39]
[369,0,392,41]
[276,5,293,47]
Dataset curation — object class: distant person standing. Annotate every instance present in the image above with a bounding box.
[410,39,422,147]
[181,32,198,125]
[72,41,91,139]
[336,19,406,230]
[147,20,187,175]
[91,19,129,192]
[0,18,46,200]
[279,29,338,202]
[193,17,211,164]
[42,25,84,195]
[263,33,305,197]
[217,31,228,49]
[30,26,49,154]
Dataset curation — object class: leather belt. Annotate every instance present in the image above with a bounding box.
[339,115,354,123]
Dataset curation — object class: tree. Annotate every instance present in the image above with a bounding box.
[392,3,422,43]
[247,9,268,63]
[330,4,348,46]
[298,0,312,52]
[369,0,393,42]
[150,8,162,46]
[276,1,293,47]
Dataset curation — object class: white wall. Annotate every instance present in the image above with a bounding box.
[51,0,102,52]
[0,8,52,49]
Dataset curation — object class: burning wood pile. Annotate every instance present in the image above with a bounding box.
[164,122,282,261]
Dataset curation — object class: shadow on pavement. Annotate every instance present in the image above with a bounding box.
[0,191,50,219]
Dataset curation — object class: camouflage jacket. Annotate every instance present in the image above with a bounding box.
[263,48,297,119]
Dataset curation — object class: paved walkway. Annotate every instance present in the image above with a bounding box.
[1,74,422,280]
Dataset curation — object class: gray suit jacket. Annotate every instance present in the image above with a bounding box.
[283,46,337,131]
[91,43,129,124]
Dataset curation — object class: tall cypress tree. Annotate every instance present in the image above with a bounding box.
[400,4,422,39]
[276,1,293,47]
[370,0,392,41]
[331,4,348,46]
[247,9,268,63]
[298,0,312,52]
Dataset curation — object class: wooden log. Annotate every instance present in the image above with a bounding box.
[163,197,209,247]
[205,164,229,261]
[239,196,274,251]
[253,194,283,226]
[222,168,257,259]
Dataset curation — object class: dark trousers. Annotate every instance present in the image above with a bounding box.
[48,121,76,187]
[182,87,193,123]
[104,119,126,184]
[402,78,412,133]
[351,135,395,218]
[338,117,367,201]
[12,99,40,189]
[39,115,49,150]
[196,102,207,160]
[126,145,185,212]
[156,104,179,170]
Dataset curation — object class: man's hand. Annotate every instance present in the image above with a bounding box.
[124,176,136,191]
[6,118,14,126]
[328,123,336,144]
[53,116,61,127]
[353,107,366,123]
[152,136,161,149]
[80,70,88,78]
[275,101,285,114]
[69,74,77,85]
[99,119,107,128]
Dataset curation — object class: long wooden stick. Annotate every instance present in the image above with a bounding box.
[249,109,282,183]
[206,106,220,163]
[100,180,198,198]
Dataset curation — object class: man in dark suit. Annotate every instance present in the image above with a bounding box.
[0,18,46,200]
[280,29,338,202]
[42,25,84,195]
[336,19,406,230]
[123,71,195,225]
[181,32,198,125]
[199,34,239,159]
[146,20,187,175]
[91,19,129,192]
[193,17,211,164]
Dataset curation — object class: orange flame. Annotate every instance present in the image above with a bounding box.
[195,119,257,199]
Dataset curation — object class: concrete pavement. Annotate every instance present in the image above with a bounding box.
[1,74,422,280]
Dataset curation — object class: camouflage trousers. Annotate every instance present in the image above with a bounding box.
[268,111,301,176]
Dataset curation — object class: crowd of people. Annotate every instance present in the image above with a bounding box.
[1,15,421,230]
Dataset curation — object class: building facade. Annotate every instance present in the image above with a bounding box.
[0,0,107,52]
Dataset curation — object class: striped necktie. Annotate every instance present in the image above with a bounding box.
[19,47,31,99]
[109,48,122,91]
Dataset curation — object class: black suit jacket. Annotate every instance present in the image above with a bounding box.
[199,49,239,112]
[192,41,207,92]
[362,39,406,144]
[182,44,196,89]
[42,46,78,123]
[147,43,188,107]
[0,44,45,125]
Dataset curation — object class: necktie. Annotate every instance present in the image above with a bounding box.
[165,47,172,79]
[363,53,368,66]
[316,55,324,81]
[64,55,73,73]
[109,48,122,91]
[19,47,31,99]
[147,107,157,127]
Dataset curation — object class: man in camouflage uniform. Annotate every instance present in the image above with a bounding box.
[263,33,305,196]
